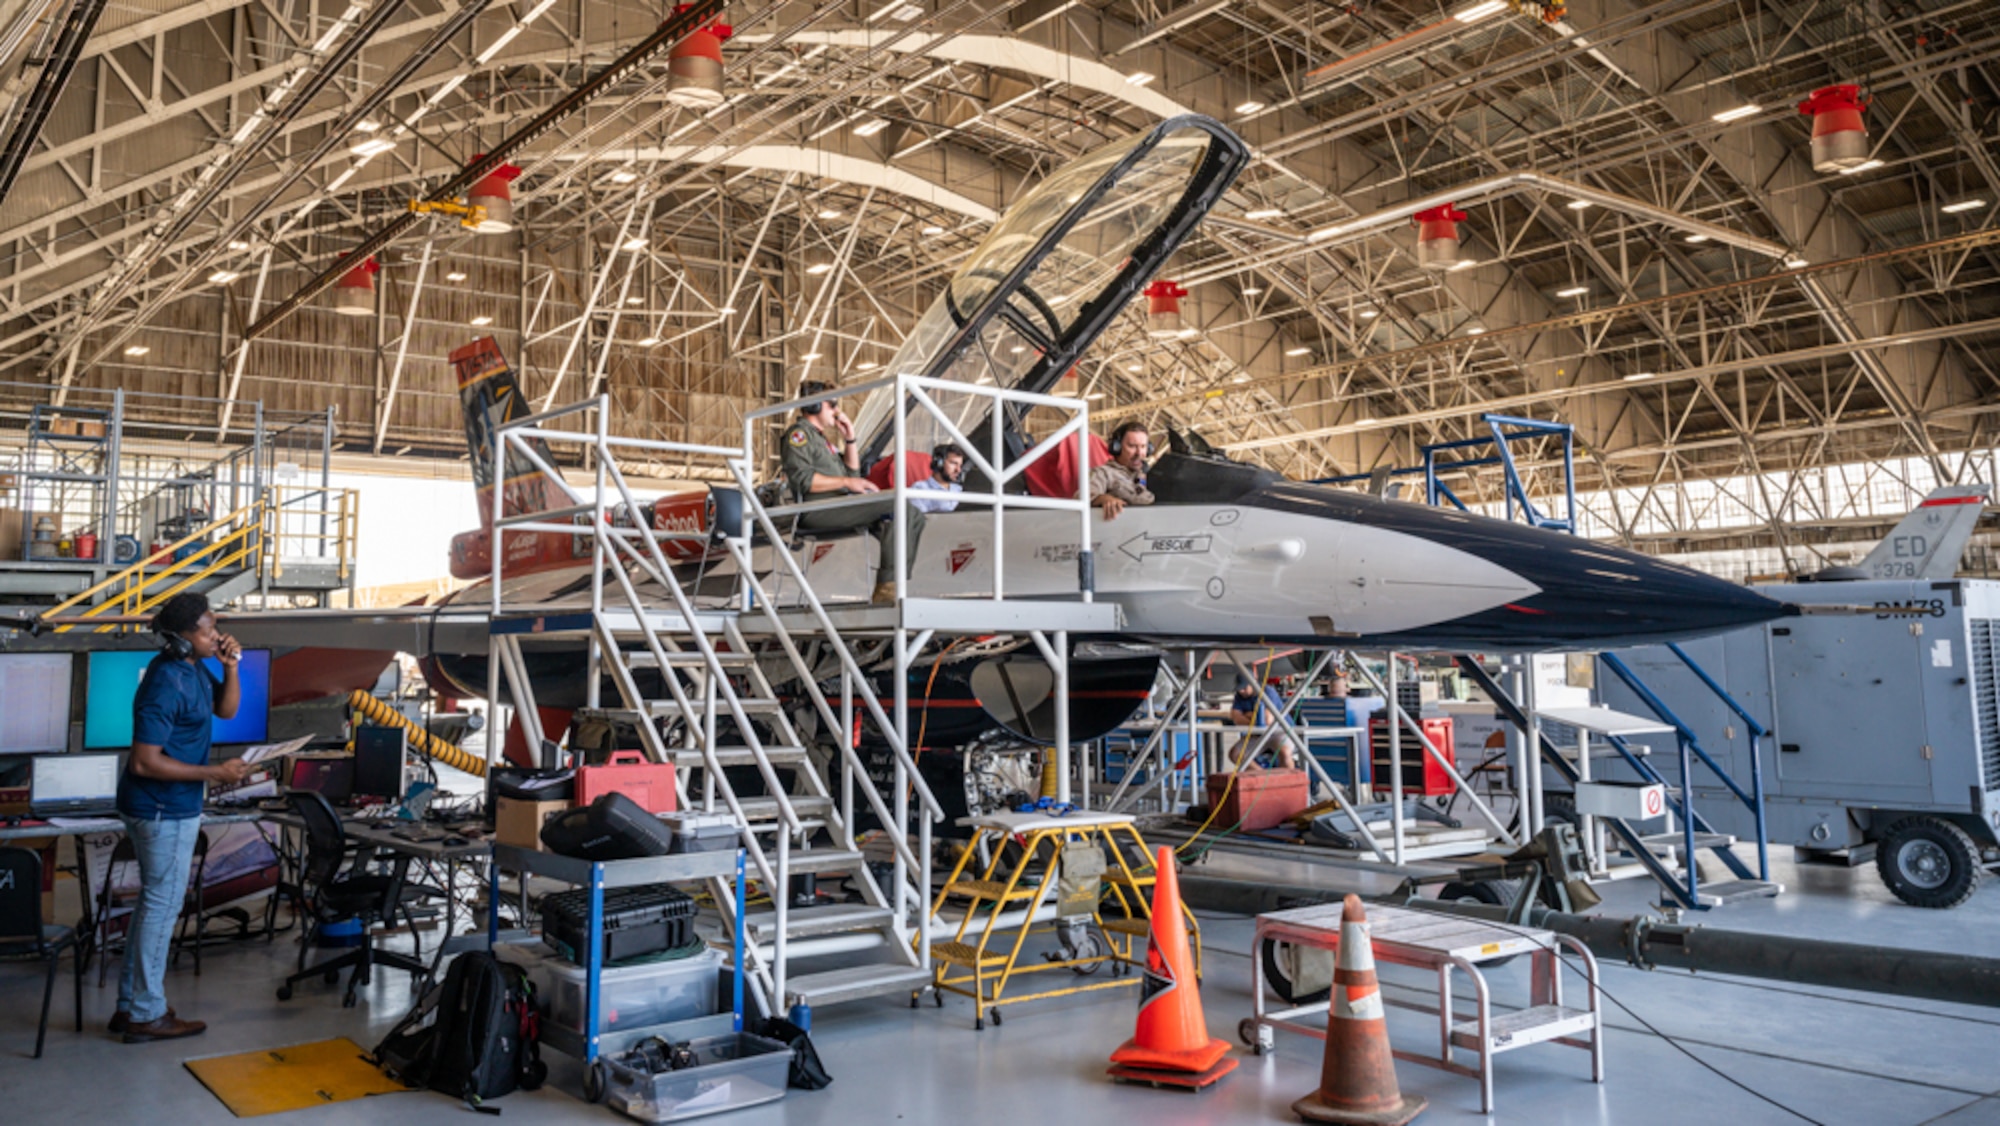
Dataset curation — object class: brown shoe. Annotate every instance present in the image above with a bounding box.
[109,1008,172,1034]
[123,1014,207,1043]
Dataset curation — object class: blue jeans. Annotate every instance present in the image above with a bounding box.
[116,814,201,1024]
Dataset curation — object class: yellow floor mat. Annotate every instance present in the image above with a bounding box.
[184,1038,411,1118]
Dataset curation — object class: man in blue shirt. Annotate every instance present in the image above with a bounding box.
[113,592,247,1043]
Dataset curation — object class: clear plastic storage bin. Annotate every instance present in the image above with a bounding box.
[600,1032,790,1122]
[496,941,721,1033]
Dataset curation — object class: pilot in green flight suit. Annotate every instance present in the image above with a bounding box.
[778,380,927,604]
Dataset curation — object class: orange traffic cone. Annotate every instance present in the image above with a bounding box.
[1293,895,1426,1124]
[1107,847,1238,1091]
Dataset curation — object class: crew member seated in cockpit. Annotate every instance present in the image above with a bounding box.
[1090,421,1156,521]
[779,380,927,604]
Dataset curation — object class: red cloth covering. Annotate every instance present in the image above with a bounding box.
[1024,432,1111,499]
[867,451,935,490]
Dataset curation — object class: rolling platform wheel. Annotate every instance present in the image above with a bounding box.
[276,984,293,1001]
[1238,1017,1259,1049]
[933,989,944,1008]
[1259,938,1330,1006]
[583,1059,608,1104]
[990,1008,1002,1026]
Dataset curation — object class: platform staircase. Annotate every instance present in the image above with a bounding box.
[39,499,277,629]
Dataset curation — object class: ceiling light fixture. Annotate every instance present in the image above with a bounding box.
[353,119,381,133]
[857,361,879,370]
[1466,327,1486,335]
[621,237,647,251]
[609,170,638,184]
[1453,0,1507,22]
[445,271,467,282]
[1556,285,1589,297]
[851,118,889,137]
[805,262,833,274]
[801,352,822,360]
[1711,104,1760,123]
[717,305,737,314]
[518,0,560,23]
[626,296,643,305]
[1285,346,1311,356]
[474,24,522,64]
[1235,100,1265,115]
[1244,207,1282,220]
[1355,417,1382,427]
[1358,309,1379,318]
[1837,158,1885,175]
[227,240,250,250]
[1231,374,1250,383]
[818,207,842,219]
[1784,256,1809,269]
[1448,258,1478,271]
[1942,199,1986,213]
[470,315,494,326]
[1624,372,1655,381]
[1566,199,1591,210]
[1128,363,1144,372]
[639,336,661,346]
[1241,286,1263,296]
[1126,71,1155,86]
[123,345,149,356]
[1685,234,1710,243]
[349,137,395,156]
[921,224,945,235]
[208,270,239,284]
[1009,346,1026,354]
[1086,392,1105,400]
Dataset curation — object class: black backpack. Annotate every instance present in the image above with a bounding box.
[373,952,547,1114]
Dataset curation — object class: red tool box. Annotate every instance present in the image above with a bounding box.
[1368,716,1456,795]
[576,751,677,814]
[1204,767,1311,832]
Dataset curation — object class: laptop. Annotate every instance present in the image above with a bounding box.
[29,753,122,818]
[289,755,355,804]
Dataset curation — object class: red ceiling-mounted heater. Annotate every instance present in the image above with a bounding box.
[332,256,378,317]
[1144,279,1189,338]
[667,5,733,108]
[466,155,523,233]
[1413,204,1468,270]
[1797,84,1870,173]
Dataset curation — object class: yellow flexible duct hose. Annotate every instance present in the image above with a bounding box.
[347,690,488,778]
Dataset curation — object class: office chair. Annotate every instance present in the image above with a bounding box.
[0,848,82,1059]
[275,791,432,1008]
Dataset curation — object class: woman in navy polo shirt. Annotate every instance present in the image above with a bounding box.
[111,592,249,1044]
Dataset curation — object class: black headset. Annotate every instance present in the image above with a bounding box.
[1108,421,1150,461]
[798,380,832,416]
[931,443,965,483]
[157,625,194,660]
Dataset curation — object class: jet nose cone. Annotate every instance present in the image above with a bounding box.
[1516,540,1790,644]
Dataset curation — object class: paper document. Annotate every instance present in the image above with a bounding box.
[240,735,314,764]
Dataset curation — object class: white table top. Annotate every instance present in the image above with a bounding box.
[1258,901,1552,962]
[1535,705,1676,737]
[960,809,1133,833]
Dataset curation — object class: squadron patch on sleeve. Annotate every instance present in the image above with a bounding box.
[787,427,808,447]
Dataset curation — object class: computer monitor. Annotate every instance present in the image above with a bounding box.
[83,648,272,749]
[29,752,120,816]
[352,726,408,800]
[288,756,354,804]
[0,653,72,753]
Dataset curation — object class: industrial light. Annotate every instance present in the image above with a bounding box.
[353,119,381,132]
[1235,101,1265,115]
[1556,285,1589,297]
[638,336,661,346]
[1128,363,1144,372]
[1567,199,1591,210]
[818,208,842,219]
[1837,158,1884,175]
[1241,286,1263,295]
[1126,71,1155,86]
[1448,258,1479,271]
[1466,327,1486,335]
[1685,234,1710,243]
[1712,104,1760,123]
[208,270,239,284]
[1355,417,1382,427]
[470,315,494,326]
[1284,346,1311,356]
[921,224,945,235]
[801,352,822,360]
[1231,374,1250,383]
[1942,199,1986,213]
[609,170,638,184]
[1010,345,1026,354]
[445,271,467,282]
[717,305,737,314]
[1244,208,1282,220]
[1358,309,1379,318]
[1624,372,1654,381]
[517,0,560,23]
[626,296,644,305]
[857,360,879,370]
[805,262,833,275]
[1784,256,1809,268]
[474,24,522,64]
[1086,392,1105,400]
[621,237,647,251]
[1177,327,1199,339]
[227,239,251,250]
[1453,0,1507,22]
[851,118,889,137]
[123,345,149,356]
[350,137,395,156]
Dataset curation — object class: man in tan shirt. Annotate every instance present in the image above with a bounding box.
[1091,421,1155,520]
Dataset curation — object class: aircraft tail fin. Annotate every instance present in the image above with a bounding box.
[1853,483,1990,580]
[450,337,559,528]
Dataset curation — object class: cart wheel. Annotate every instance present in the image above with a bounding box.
[933,989,945,1008]
[275,984,293,1001]
[1238,1017,1259,1047]
[1260,938,1331,1006]
[583,1059,608,1104]
[990,1008,1002,1026]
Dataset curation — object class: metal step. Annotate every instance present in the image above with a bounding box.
[1693,878,1785,906]
[1632,831,1736,856]
[787,849,865,875]
[736,796,832,826]
[783,964,933,1009]
[670,745,810,768]
[1450,1004,1596,1052]
[746,903,894,942]
[625,650,757,668]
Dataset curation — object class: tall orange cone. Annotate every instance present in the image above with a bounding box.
[1293,895,1426,1124]
[1107,847,1238,1091]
